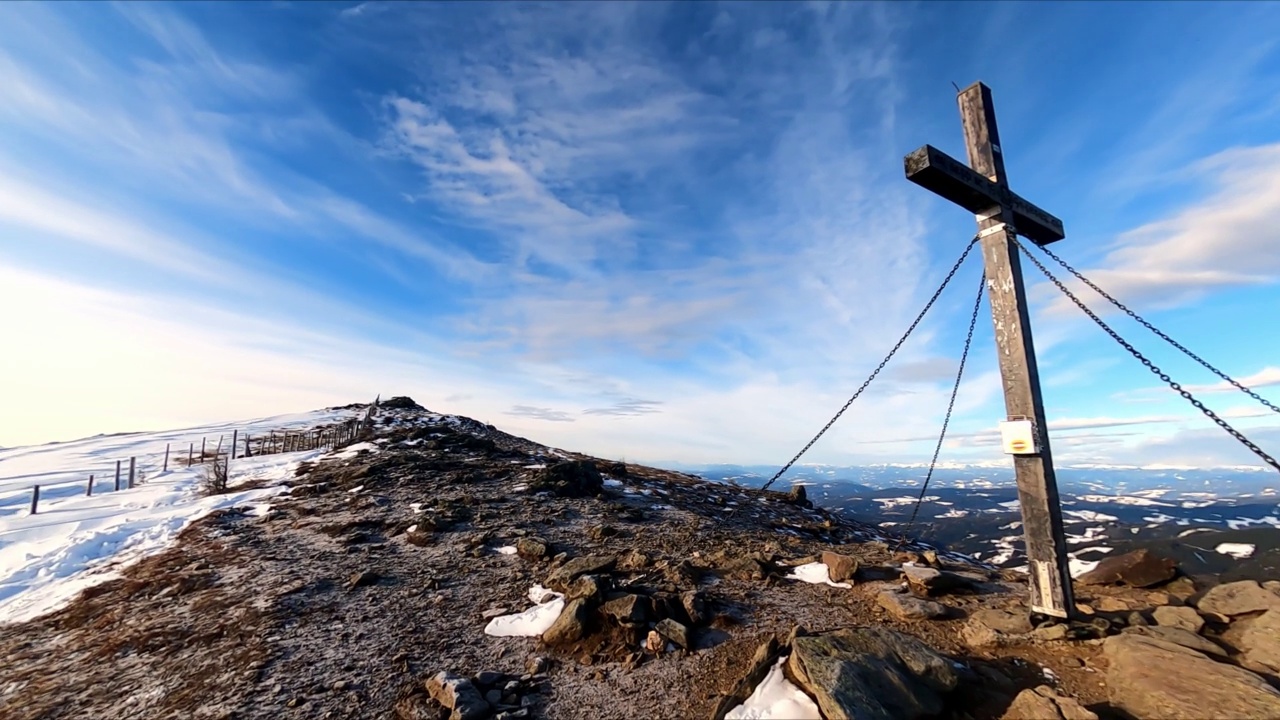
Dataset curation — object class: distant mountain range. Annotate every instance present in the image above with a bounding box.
[666,463,1280,583]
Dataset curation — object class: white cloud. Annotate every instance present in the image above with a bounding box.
[1182,366,1280,394]
[1043,143,1280,313]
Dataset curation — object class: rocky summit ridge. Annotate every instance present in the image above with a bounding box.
[2,399,1279,720]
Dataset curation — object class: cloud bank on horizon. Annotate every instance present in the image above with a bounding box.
[2,2,1278,469]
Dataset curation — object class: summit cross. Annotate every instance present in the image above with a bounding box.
[904,81,1075,619]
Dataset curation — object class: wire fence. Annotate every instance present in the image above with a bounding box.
[21,415,371,516]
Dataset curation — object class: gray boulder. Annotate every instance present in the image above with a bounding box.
[787,627,957,720]
[1103,633,1280,720]
[1000,685,1098,720]
[877,589,950,621]
[1197,580,1280,617]
[1240,609,1280,676]
[425,672,490,720]
[1152,605,1205,634]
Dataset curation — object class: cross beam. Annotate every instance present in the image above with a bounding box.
[904,82,1075,619]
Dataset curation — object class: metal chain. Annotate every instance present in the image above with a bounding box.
[1013,237,1280,473]
[757,236,982,494]
[1031,242,1280,415]
[905,275,986,534]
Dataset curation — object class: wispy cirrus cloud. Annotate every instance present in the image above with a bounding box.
[583,399,663,417]
[506,406,577,423]
[1038,143,1280,314]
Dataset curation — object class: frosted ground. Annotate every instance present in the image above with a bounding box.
[0,408,361,624]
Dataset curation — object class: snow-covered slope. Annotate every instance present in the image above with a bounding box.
[0,408,360,624]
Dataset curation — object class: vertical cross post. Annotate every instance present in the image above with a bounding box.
[201,437,207,463]
[231,429,239,460]
[905,81,1074,619]
[115,460,122,491]
[86,474,94,496]
[30,485,39,515]
[189,442,194,466]
[128,457,136,489]
[164,443,170,472]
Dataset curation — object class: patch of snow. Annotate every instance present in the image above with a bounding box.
[1078,494,1173,507]
[483,586,565,638]
[603,478,623,488]
[1064,510,1119,523]
[496,546,518,556]
[1069,558,1099,578]
[0,449,311,624]
[1215,543,1255,559]
[784,562,851,589]
[524,464,546,470]
[725,657,821,720]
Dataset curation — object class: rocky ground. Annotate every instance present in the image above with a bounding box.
[2,399,1279,720]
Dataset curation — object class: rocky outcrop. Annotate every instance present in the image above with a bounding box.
[1103,633,1280,719]
[544,555,616,592]
[1152,605,1204,634]
[426,671,490,720]
[529,460,603,497]
[1239,609,1280,676]
[542,597,593,646]
[787,627,958,720]
[1076,548,1176,588]
[877,589,950,621]
[821,551,859,583]
[1000,685,1098,720]
[1196,580,1280,617]
[1121,625,1227,657]
[902,565,980,596]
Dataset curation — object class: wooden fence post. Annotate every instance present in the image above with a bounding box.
[164,443,170,472]
[231,429,238,460]
[188,442,194,466]
[215,436,224,459]
[30,485,39,515]
[201,437,207,463]
[244,434,251,458]
[86,474,94,497]
[128,457,136,489]
[115,460,122,491]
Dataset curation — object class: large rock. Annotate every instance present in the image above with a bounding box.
[544,555,616,592]
[787,627,958,720]
[1197,580,1280,617]
[600,594,649,625]
[1076,548,1176,588]
[1121,625,1227,657]
[1240,609,1280,675]
[541,597,592,646]
[1103,632,1280,719]
[877,589,950,621]
[961,607,1031,649]
[822,551,859,583]
[425,672,490,720]
[654,618,690,649]
[1001,686,1098,720]
[515,537,548,560]
[902,565,980,596]
[1152,605,1205,634]
[530,460,603,497]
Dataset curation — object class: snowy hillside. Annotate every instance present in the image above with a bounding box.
[0,408,362,624]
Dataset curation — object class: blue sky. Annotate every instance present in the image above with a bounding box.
[2,1,1279,470]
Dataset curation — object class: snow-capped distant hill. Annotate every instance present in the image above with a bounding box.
[679,463,1280,583]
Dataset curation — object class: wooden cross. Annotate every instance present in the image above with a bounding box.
[904,82,1075,619]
